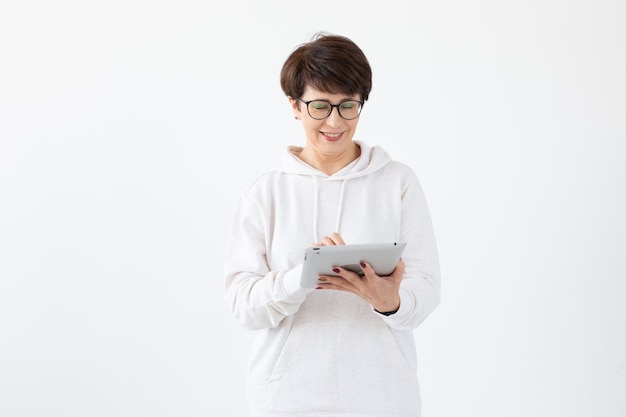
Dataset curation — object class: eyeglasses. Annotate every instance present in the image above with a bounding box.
[298,98,364,120]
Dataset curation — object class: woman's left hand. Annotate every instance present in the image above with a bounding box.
[317,258,404,314]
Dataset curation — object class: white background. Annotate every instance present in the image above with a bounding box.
[1,1,625,416]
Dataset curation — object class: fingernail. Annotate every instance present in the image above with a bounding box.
[332,268,340,273]
[360,262,366,268]
[319,276,326,281]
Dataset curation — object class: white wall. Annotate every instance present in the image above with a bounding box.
[1,1,624,416]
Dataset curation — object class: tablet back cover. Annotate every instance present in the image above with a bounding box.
[300,242,407,288]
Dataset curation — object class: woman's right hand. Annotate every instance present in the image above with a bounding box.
[316,232,346,246]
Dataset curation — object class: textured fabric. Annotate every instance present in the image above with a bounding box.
[224,141,440,417]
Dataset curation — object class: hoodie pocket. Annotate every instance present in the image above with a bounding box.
[265,319,420,413]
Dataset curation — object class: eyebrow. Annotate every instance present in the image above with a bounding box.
[301,97,359,103]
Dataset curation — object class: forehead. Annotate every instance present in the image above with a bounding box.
[301,85,359,101]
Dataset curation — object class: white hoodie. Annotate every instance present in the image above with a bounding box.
[224,141,440,417]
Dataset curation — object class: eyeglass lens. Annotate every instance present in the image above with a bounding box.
[307,100,362,120]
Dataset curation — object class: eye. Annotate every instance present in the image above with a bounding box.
[311,101,330,110]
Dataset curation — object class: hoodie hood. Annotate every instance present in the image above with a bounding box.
[277,141,392,243]
[278,140,392,179]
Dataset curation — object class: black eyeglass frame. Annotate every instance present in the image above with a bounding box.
[297,98,364,120]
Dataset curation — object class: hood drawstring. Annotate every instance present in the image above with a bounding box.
[312,176,346,244]
[336,179,346,235]
[312,176,320,243]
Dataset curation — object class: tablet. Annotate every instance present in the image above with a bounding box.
[300,242,407,288]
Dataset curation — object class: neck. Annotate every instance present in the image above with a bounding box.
[298,143,361,175]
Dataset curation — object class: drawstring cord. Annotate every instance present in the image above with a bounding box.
[311,176,346,244]
[312,176,320,243]
[335,180,346,235]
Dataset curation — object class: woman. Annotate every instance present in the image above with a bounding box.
[224,32,441,417]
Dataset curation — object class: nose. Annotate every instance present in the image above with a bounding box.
[325,106,343,126]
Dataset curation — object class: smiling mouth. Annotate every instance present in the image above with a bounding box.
[322,132,342,138]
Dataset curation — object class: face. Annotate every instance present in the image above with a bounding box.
[290,86,362,157]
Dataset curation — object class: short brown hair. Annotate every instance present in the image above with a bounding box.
[280,32,372,102]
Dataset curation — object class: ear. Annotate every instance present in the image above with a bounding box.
[288,96,301,119]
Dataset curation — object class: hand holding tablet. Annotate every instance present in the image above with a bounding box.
[300,242,407,288]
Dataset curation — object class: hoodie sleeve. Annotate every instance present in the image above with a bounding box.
[224,190,313,330]
[376,171,441,330]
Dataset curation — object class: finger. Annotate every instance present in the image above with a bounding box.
[319,236,336,246]
[358,261,377,280]
[392,258,405,277]
[316,281,358,294]
[328,232,346,245]
[386,258,405,283]
[317,274,353,290]
[321,266,361,284]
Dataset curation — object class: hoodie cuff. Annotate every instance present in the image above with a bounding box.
[373,287,412,317]
[282,263,312,298]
